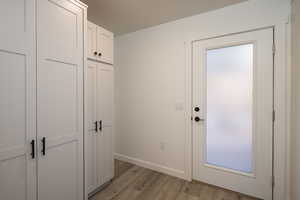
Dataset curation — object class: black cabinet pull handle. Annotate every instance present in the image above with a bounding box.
[31,140,35,159]
[99,120,102,131]
[41,137,46,156]
[98,52,102,57]
[94,51,98,55]
[94,121,98,132]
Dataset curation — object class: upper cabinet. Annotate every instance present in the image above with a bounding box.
[87,21,97,60]
[87,21,114,64]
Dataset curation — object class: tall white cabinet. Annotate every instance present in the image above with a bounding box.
[0,1,36,199]
[86,21,114,195]
[37,1,86,200]
[0,0,87,200]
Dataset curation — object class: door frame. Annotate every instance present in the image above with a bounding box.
[184,23,291,200]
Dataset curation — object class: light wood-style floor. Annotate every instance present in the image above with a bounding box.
[90,160,260,200]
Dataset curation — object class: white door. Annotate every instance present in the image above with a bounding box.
[97,28,114,64]
[87,22,98,60]
[96,63,114,185]
[192,28,273,200]
[0,1,36,200]
[37,0,84,200]
[86,60,98,193]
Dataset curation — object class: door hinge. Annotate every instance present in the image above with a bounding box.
[272,110,276,122]
[272,43,276,55]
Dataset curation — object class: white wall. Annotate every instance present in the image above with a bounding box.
[114,0,290,183]
[291,0,300,199]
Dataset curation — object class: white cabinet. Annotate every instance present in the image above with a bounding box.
[86,60,114,194]
[87,22,97,60]
[96,63,114,184]
[0,1,36,200]
[37,1,86,200]
[97,27,114,64]
[86,60,98,193]
[86,20,114,195]
[87,21,114,64]
[0,0,87,200]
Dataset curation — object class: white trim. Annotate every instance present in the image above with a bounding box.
[184,41,193,181]
[70,0,88,8]
[82,3,88,200]
[114,153,186,180]
[273,22,290,200]
[285,15,292,200]
[184,22,290,200]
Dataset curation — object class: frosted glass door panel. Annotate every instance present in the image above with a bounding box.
[206,44,253,173]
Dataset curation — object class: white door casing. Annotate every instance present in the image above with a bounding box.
[192,28,274,200]
[37,0,84,200]
[0,1,36,200]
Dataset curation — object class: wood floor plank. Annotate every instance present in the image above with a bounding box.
[114,159,134,179]
[211,188,228,200]
[113,170,159,200]
[197,184,214,200]
[91,160,261,200]
[133,172,170,200]
[183,181,206,198]
[153,176,185,200]
[175,181,201,200]
[93,166,145,200]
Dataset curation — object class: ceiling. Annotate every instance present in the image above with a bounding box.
[81,0,247,36]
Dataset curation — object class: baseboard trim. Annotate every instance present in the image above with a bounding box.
[114,153,187,180]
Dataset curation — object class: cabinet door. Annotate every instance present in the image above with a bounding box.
[87,21,97,60]
[0,1,36,200]
[97,63,114,127]
[97,27,114,64]
[37,1,84,200]
[102,126,114,182]
[96,63,114,186]
[95,126,113,186]
[86,61,98,193]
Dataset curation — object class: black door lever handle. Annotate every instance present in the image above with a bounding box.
[194,117,205,122]
[99,120,102,131]
[41,137,46,156]
[94,121,98,132]
[31,140,35,159]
